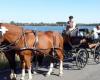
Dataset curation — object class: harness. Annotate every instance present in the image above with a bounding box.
[0,28,28,52]
[32,30,39,49]
[32,31,56,54]
[0,28,62,61]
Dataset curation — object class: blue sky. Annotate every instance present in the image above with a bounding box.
[0,0,100,23]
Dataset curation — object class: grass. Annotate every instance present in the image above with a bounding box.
[0,52,9,70]
[0,52,20,70]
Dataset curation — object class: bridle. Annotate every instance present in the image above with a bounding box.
[0,28,28,52]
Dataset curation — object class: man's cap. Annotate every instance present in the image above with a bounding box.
[69,16,73,19]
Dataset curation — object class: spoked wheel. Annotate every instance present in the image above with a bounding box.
[94,44,100,64]
[76,49,88,70]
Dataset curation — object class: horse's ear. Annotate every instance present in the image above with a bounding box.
[0,31,2,37]
[0,23,2,26]
[0,23,2,37]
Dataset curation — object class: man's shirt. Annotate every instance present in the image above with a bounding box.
[93,28,100,39]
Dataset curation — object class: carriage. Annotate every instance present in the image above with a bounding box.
[77,28,100,64]
[62,27,100,70]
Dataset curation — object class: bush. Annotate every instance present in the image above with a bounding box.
[0,52,20,70]
[0,52,9,70]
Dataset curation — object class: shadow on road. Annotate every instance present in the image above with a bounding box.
[0,72,11,80]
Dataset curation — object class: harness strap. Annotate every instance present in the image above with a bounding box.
[32,30,39,49]
[22,28,29,48]
[52,33,56,57]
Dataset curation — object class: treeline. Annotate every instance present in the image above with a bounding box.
[10,21,66,26]
[10,21,100,26]
[77,23,100,26]
[10,21,59,26]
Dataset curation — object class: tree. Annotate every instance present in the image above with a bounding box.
[10,21,15,24]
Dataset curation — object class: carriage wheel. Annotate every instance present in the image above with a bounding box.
[76,49,88,70]
[94,44,100,64]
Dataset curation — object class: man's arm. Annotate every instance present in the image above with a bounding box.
[97,30,100,33]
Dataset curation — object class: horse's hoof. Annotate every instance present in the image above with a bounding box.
[10,77,16,80]
[20,79,24,80]
[33,71,37,74]
[45,73,50,77]
[10,74,17,80]
[11,77,17,80]
[28,79,32,80]
[20,77,24,80]
[58,73,63,77]
[27,77,32,80]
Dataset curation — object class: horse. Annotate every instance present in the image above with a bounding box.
[0,23,64,80]
[31,30,64,76]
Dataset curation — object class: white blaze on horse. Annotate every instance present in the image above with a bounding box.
[0,26,8,35]
[0,23,64,80]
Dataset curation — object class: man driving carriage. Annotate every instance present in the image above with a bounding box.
[65,16,76,36]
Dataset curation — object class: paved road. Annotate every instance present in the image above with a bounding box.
[0,58,100,80]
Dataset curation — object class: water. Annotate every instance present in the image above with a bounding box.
[22,26,95,32]
[23,26,65,32]
[78,26,95,30]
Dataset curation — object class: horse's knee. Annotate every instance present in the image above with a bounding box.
[25,59,32,69]
[57,50,64,61]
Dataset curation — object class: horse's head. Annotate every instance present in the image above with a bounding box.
[0,25,8,44]
[0,23,22,45]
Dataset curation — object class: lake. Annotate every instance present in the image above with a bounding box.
[23,26,65,32]
[22,26,96,32]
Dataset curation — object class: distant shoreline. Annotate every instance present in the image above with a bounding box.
[3,21,100,26]
[16,23,100,27]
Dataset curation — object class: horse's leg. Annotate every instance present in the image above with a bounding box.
[32,55,38,74]
[24,54,32,80]
[5,51,17,79]
[20,51,32,80]
[37,54,44,67]
[33,54,44,74]
[21,63,25,80]
[46,52,54,76]
[56,49,63,76]
[46,61,54,76]
[19,55,25,80]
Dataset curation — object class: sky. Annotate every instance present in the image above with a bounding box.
[0,0,100,23]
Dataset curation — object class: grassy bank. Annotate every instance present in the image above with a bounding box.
[0,52,20,71]
[0,52,9,70]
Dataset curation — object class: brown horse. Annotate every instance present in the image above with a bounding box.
[31,30,64,77]
[0,23,64,80]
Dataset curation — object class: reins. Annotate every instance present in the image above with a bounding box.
[0,28,27,52]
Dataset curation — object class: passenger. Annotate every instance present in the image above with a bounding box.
[66,16,76,36]
[93,25,100,40]
[89,25,100,48]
